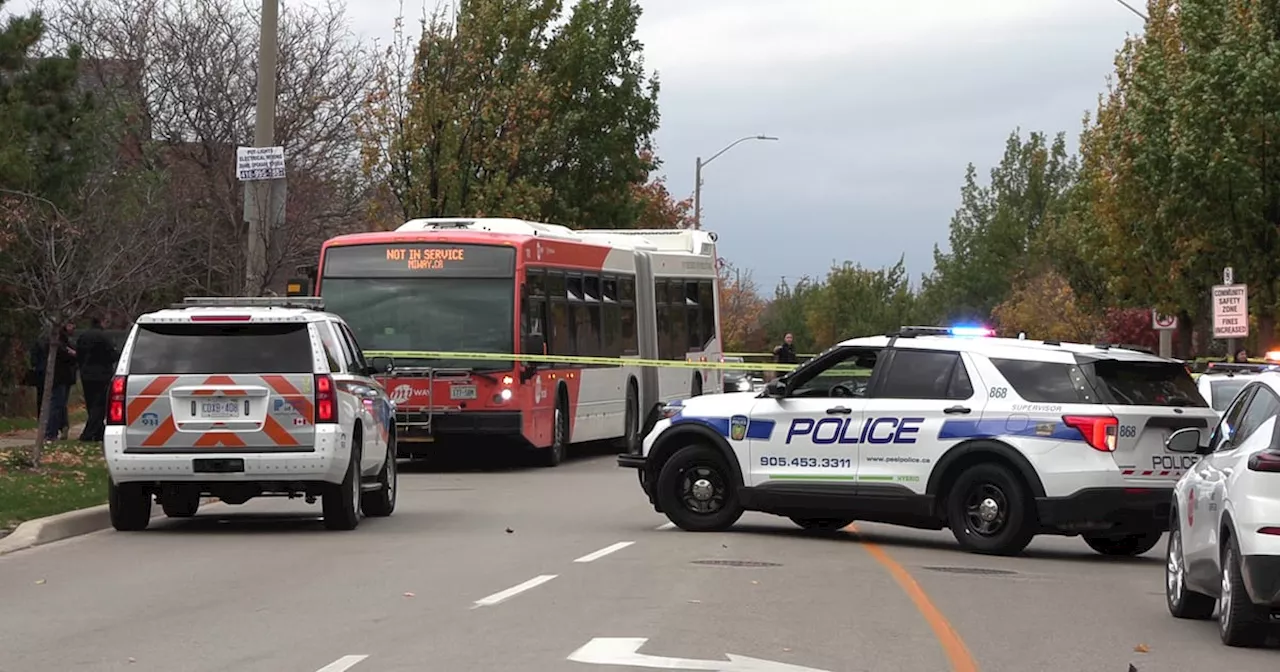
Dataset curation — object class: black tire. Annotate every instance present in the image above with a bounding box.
[1166,523,1215,619]
[161,488,200,518]
[109,480,152,531]
[655,444,744,532]
[538,394,568,468]
[361,434,397,517]
[323,441,361,531]
[622,384,640,455]
[791,517,854,531]
[945,462,1035,556]
[1219,534,1272,647]
[1083,531,1163,556]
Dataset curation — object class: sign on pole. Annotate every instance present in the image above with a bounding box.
[1212,284,1249,339]
[1152,310,1178,331]
[235,146,286,181]
[1223,266,1234,286]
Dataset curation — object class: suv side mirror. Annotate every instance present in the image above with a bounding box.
[1166,427,1208,454]
[765,378,787,398]
[369,356,393,374]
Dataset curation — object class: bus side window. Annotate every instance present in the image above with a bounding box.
[547,271,571,362]
[619,275,637,356]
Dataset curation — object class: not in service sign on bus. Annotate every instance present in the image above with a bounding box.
[1212,284,1249,339]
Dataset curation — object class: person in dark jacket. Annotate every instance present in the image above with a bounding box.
[772,333,799,365]
[45,322,78,442]
[76,316,119,442]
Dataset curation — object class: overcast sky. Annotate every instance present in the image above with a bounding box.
[10,0,1146,291]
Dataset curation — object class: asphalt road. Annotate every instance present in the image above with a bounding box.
[1,446,1277,672]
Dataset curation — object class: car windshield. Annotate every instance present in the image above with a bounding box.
[320,277,515,371]
[1210,378,1250,411]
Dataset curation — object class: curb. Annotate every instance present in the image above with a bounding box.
[0,497,221,557]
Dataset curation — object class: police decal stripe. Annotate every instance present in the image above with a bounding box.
[937,418,1084,442]
[670,416,775,440]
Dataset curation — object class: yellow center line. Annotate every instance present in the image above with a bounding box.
[846,523,979,672]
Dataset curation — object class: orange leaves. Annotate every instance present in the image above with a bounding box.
[718,264,767,352]
[991,270,1099,343]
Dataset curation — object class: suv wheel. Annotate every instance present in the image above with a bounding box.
[1084,531,1163,556]
[655,444,744,532]
[161,488,201,518]
[109,480,152,531]
[362,435,397,517]
[623,386,639,454]
[323,442,362,531]
[945,463,1035,556]
[1166,524,1215,619]
[1219,535,1271,647]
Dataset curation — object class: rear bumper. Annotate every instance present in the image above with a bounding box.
[396,410,522,438]
[1241,554,1280,607]
[1036,487,1173,534]
[104,425,349,485]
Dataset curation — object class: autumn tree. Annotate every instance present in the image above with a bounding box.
[361,0,666,229]
[37,0,378,295]
[803,259,918,347]
[717,261,767,353]
[990,269,1098,343]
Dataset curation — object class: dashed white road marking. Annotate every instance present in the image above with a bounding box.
[656,522,675,530]
[473,574,558,608]
[574,541,635,563]
[315,655,367,672]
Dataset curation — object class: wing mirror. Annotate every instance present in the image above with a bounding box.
[369,356,393,374]
[1166,427,1210,455]
[765,378,787,398]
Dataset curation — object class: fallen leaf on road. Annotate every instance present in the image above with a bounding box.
[505,527,513,534]
[783,648,792,653]
[34,579,45,585]
[687,600,701,604]
[750,580,759,585]
[403,592,415,597]
[1133,644,1149,653]
[127,658,136,664]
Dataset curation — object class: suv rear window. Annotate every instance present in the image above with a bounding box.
[1084,359,1208,407]
[128,323,314,375]
[989,358,1092,404]
[1209,378,1251,411]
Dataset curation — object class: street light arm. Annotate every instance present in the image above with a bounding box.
[702,134,778,168]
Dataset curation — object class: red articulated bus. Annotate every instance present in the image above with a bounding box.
[312,217,724,467]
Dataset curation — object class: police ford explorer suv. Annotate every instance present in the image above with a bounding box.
[1164,373,1280,647]
[618,326,1219,557]
[103,297,397,532]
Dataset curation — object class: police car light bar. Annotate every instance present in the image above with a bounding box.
[949,326,996,337]
[172,296,327,311]
[893,325,995,338]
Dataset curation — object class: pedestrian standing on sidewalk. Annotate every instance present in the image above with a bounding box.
[76,315,118,442]
[46,321,78,442]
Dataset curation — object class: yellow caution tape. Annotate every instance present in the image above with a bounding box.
[363,350,803,372]
[723,352,820,359]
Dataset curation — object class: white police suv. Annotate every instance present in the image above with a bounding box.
[618,326,1219,556]
[103,297,397,532]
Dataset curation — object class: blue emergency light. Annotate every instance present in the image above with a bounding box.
[949,326,994,337]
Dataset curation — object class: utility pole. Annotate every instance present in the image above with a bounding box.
[245,0,280,295]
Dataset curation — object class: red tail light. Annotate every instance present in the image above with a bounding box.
[315,374,336,423]
[107,375,127,425]
[1247,449,1280,473]
[1063,415,1119,452]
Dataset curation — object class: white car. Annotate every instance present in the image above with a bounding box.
[1164,373,1280,647]
[103,297,398,532]
[619,326,1219,556]
[1196,364,1264,416]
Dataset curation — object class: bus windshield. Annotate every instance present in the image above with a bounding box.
[320,277,515,371]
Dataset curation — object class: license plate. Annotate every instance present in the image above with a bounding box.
[450,385,477,400]
[200,400,240,419]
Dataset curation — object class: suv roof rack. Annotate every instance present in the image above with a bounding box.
[170,296,326,311]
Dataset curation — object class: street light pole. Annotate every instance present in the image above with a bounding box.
[245,0,279,295]
[692,134,778,229]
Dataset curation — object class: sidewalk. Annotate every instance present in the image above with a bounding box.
[0,423,90,450]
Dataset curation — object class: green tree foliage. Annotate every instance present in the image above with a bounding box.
[920,130,1078,323]
[360,0,666,229]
